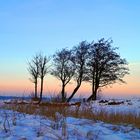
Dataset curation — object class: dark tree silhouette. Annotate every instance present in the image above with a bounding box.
[38,54,50,103]
[67,41,90,102]
[87,38,129,101]
[28,54,40,100]
[51,48,75,102]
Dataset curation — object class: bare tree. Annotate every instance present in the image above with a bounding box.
[51,48,75,102]
[87,38,129,101]
[67,41,90,102]
[28,54,40,100]
[38,54,50,103]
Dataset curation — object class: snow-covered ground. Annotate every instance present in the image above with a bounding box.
[0,98,140,140]
[0,109,140,140]
[88,98,140,115]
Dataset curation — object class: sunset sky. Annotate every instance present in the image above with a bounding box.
[0,0,140,98]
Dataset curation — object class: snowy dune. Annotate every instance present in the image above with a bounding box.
[90,98,140,115]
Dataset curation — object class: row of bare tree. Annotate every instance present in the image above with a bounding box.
[28,38,129,103]
[28,54,50,103]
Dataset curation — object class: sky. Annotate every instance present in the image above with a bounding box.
[0,0,140,98]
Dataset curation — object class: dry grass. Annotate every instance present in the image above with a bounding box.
[2,101,140,129]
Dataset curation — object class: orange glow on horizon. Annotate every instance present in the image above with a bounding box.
[0,77,139,97]
[0,63,140,97]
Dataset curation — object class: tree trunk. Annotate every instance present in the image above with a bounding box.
[38,77,44,104]
[67,84,80,102]
[34,81,38,99]
[87,88,97,101]
[61,83,66,102]
[93,91,97,100]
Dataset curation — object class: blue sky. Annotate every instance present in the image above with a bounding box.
[0,0,140,96]
[0,0,140,60]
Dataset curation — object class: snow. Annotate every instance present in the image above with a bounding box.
[0,98,140,139]
[88,98,140,115]
[0,108,140,140]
